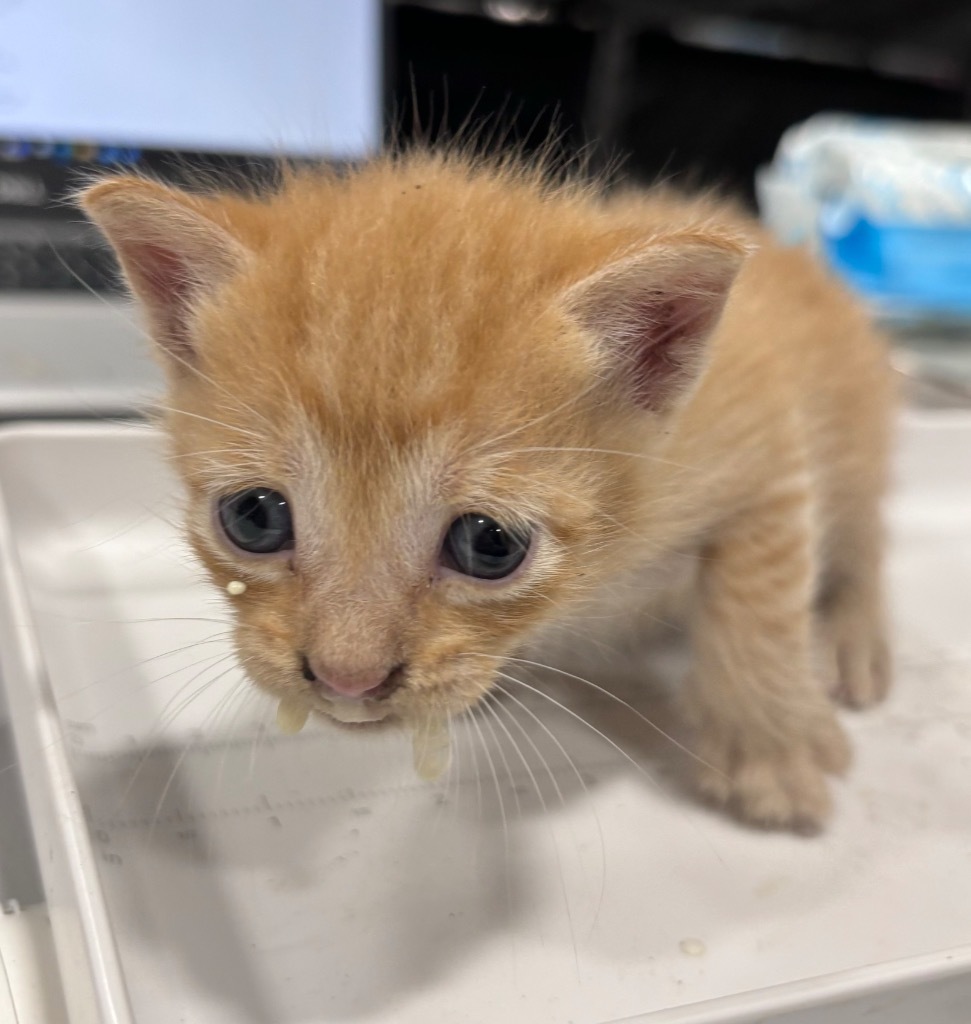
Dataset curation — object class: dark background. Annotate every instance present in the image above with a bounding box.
[386,0,970,203]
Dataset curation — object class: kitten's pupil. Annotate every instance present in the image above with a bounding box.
[218,488,294,554]
[471,520,511,559]
[443,514,530,580]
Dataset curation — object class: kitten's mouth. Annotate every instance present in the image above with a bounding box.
[321,713,398,733]
[315,698,395,727]
[300,661,407,727]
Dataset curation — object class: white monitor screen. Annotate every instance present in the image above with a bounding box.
[0,0,381,159]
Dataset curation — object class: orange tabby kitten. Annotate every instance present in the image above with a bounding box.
[80,150,894,830]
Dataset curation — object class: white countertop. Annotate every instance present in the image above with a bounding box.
[0,296,161,419]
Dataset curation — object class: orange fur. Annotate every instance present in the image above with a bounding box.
[80,150,895,830]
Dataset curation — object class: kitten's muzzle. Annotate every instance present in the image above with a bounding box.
[299,654,404,701]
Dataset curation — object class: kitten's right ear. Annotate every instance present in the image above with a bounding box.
[80,178,249,366]
[561,232,749,414]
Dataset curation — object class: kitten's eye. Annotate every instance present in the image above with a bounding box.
[217,488,294,554]
[441,514,530,580]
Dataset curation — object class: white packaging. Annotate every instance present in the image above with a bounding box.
[757,114,971,243]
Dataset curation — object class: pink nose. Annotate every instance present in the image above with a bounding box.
[300,656,399,700]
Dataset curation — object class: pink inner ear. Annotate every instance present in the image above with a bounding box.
[625,291,718,411]
[125,241,197,359]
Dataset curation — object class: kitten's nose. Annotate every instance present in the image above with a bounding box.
[300,655,402,700]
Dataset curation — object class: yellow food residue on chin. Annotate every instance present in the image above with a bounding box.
[412,713,450,781]
[276,698,310,735]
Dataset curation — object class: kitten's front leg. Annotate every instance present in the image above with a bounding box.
[683,488,850,831]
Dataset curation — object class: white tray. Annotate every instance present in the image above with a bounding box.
[0,414,968,1024]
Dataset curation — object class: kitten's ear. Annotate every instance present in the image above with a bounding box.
[561,233,749,413]
[80,178,249,366]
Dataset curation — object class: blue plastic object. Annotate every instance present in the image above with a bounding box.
[820,203,971,318]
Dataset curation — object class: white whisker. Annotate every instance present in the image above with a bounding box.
[494,674,665,793]
[468,710,514,919]
[478,701,523,821]
[146,662,246,843]
[492,683,608,929]
[111,651,241,817]
[486,691,581,975]
[472,653,725,778]
[514,446,693,471]
[463,712,485,827]
[466,378,602,456]
[61,631,233,701]
[152,404,264,443]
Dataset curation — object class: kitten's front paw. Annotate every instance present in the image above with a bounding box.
[692,713,851,832]
[819,599,891,710]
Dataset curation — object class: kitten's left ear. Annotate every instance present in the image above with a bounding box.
[80,177,250,367]
[561,232,749,413]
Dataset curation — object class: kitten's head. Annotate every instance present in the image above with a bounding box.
[81,155,745,729]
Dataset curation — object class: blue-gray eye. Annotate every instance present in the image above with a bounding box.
[442,514,530,580]
[218,488,294,554]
